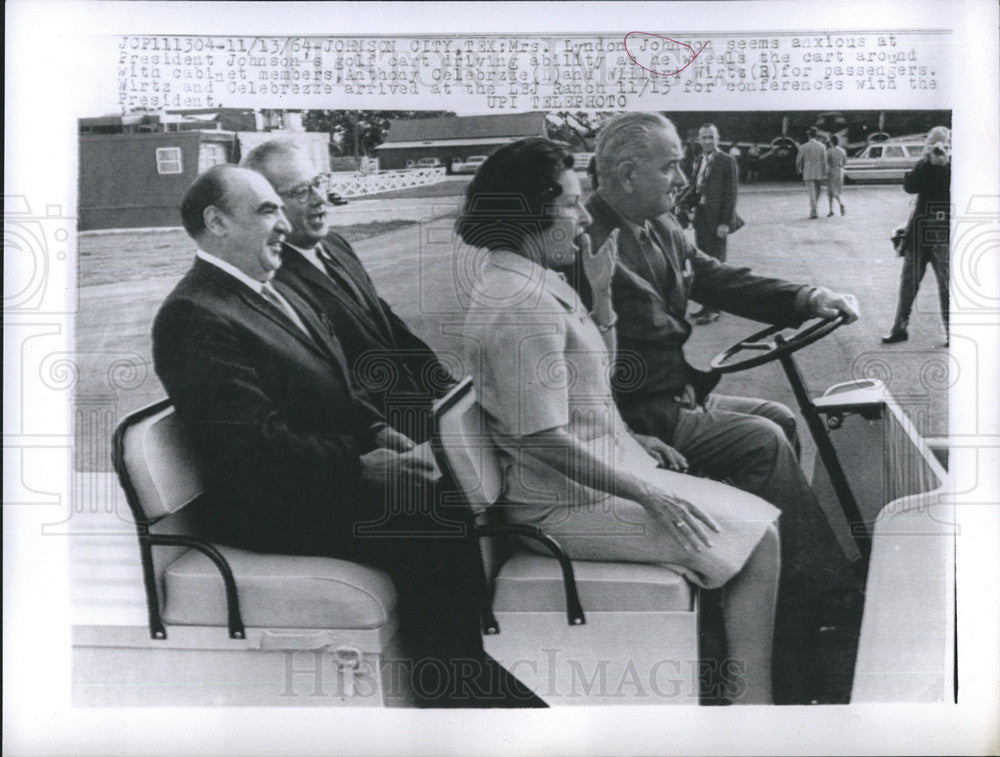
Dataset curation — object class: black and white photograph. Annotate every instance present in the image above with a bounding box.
[4,2,999,755]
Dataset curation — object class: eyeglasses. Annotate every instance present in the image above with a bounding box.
[278,175,328,203]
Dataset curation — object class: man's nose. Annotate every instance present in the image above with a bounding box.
[275,211,292,232]
[578,204,593,228]
[671,166,689,189]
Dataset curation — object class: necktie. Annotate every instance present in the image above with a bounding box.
[636,226,670,288]
[260,281,310,336]
[696,155,710,195]
[314,244,366,304]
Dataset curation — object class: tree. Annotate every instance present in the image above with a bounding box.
[544,112,619,150]
[302,110,455,156]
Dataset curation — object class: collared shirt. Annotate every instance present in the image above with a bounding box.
[286,241,327,275]
[196,249,309,335]
[196,248,271,294]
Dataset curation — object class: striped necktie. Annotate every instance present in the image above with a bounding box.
[314,244,365,304]
[260,281,310,336]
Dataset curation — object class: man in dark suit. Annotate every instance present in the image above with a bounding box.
[242,140,455,446]
[689,123,741,324]
[152,166,493,705]
[582,112,863,702]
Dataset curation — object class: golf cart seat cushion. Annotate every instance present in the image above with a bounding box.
[494,553,692,612]
[161,547,397,629]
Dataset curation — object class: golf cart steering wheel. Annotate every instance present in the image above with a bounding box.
[709,315,846,374]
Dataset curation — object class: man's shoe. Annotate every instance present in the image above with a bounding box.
[841,205,846,216]
[827,211,834,217]
[881,329,909,344]
[693,311,721,325]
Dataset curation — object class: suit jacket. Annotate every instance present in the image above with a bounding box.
[577,193,810,441]
[152,258,385,557]
[796,139,828,181]
[277,233,455,437]
[693,150,740,229]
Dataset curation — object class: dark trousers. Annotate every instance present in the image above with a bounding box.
[669,394,861,703]
[891,242,950,333]
[351,478,543,707]
[694,210,728,263]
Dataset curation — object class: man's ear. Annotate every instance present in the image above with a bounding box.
[202,205,228,237]
[615,160,636,193]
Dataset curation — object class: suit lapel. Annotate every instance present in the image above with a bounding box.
[271,280,354,374]
[320,237,396,339]
[232,279,335,364]
[587,193,670,305]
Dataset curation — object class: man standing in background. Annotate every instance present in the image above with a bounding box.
[690,123,741,324]
[796,127,828,219]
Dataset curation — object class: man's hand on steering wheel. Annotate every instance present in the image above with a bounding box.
[808,287,860,323]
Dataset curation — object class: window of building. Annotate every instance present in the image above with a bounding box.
[198,143,228,173]
[155,147,183,175]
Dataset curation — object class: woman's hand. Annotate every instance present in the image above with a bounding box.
[633,433,689,472]
[644,486,721,552]
[640,484,721,552]
[580,229,619,295]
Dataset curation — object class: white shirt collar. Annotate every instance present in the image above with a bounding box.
[196,249,269,294]
[286,240,327,273]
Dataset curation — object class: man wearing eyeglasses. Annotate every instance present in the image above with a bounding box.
[239,142,500,704]
[242,140,456,447]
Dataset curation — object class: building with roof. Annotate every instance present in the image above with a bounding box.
[77,109,327,230]
[374,112,548,170]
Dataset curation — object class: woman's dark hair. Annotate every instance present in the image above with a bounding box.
[829,135,839,147]
[455,137,574,251]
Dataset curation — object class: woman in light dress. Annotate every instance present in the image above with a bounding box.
[458,137,781,704]
[825,135,848,216]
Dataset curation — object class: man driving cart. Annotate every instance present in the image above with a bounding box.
[578,112,863,704]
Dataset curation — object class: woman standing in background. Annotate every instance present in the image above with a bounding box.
[825,135,847,217]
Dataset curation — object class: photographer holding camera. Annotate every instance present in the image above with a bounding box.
[881,126,952,347]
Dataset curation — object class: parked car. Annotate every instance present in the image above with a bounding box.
[413,157,443,169]
[843,140,925,183]
[451,155,487,174]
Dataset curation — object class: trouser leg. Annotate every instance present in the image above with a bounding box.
[672,401,853,590]
[892,250,929,332]
[350,477,502,706]
[807,181,819,215]
[670,400,860,703]
[928,241,950,333]
[705,393,801,458]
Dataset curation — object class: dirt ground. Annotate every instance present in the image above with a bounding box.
[75,180,949,472]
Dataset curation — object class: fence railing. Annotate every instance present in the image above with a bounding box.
[326,168,448,198]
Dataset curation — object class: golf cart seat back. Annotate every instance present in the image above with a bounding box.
[432,378,693,619]
[432,379,699,705]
